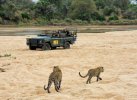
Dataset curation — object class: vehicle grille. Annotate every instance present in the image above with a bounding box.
[30,39,38,46]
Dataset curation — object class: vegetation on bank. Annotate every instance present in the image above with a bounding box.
[0,0,137,25]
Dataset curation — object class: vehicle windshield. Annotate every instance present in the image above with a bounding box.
[37,30,55,37]
[38,33,52,37]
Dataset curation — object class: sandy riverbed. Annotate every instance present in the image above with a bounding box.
[0,30,137,100]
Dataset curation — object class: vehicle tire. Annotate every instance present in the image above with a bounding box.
[51,47,57,50]
[29,46,36,50]
[42,43,51,50]
[63,42,70,49]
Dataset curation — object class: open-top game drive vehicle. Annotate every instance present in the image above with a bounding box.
[26,29,77,50]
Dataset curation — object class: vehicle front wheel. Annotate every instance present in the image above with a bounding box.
[51,47,57,50]
[63,42,70,49]
[29,46,36,50]
[42,43,51,50]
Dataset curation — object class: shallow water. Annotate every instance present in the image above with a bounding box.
[0,30,43,36]
[0,25,137,36]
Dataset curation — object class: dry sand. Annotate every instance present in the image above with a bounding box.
[0,30,137,100]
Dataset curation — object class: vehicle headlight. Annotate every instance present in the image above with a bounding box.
[39,40,43,43]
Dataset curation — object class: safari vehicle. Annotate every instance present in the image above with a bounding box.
[26,29,77,50]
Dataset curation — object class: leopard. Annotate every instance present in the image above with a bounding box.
[79,66,104,84]
[44,66,62,93]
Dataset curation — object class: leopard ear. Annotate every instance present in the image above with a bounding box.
[54,66,58,68]
[99,66,103,69]
[54,66,59,69]
[100,66,103,68]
